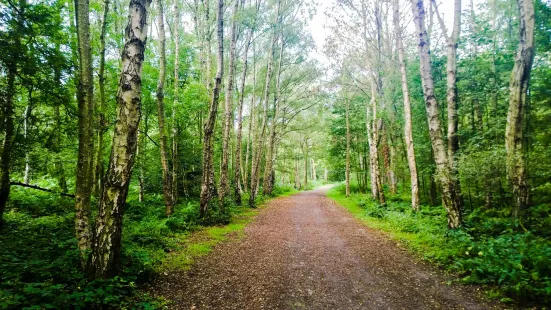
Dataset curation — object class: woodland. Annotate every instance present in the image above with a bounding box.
[0,0,550,308]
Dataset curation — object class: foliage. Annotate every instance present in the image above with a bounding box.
[0,183,295,308]
[328,184,551,306]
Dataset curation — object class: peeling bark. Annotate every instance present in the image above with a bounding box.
[411,0,462,228]
[88,0,152,278]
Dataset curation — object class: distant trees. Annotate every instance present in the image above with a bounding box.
[326,0,549,228]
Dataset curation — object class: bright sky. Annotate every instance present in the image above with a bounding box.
[308,0,484,65]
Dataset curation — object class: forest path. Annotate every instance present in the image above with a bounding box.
[151,186,498,309]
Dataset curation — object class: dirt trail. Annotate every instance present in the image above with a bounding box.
[151,187,500,309]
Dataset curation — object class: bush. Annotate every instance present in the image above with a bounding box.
[328,186,551,306]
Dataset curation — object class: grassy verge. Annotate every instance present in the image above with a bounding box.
[0,184,298,309]
[327,184,551,307]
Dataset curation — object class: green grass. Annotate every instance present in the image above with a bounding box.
[327,184,551,307]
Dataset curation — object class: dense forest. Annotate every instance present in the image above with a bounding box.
[0,0,550,308]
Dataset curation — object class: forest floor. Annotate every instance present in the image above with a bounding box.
[148,186,502,309]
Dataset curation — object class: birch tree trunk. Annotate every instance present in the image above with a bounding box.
[156,0,174,216]
[249,0,280,207]
[200,0,224,215]
[263,35,285,196]
[23,104,31,184]
[303,138,308,190]
[294,157,300,189]
[368,77,385,204]
[219,0,239,204]
[235,29,252,206]
[345,100,351,197]
[94,0,110,196]
[88,0,151,278]
[411,0,462,228]
[172,1,181,207]
[74,0,95,262]
[393,0,420,210]
[505,0,534,217]
[244,42,257,191]
[432,0,461,165]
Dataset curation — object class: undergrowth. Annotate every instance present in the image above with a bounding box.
[328,183,551,307]
[0,184,297,309]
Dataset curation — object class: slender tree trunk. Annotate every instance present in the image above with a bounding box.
[249,0,280,207]
[0,52,17,228]
[219,0,239,204]
[172,1,181,208]
[432,0,462,164]
[393,0,419,210]
[94,0,110,196]
[235,30,252,205]
[411,0,462,228]
[244,43,257,191]
[23,104,31,184]
[200,0,224,216]
[505,0,534,217]
[303,138,308,190]
[368,77,385,204]
[263,35,284,196]
[156,0,174,216]
[88,0,151,278]
[294,157,300,189]
[74,0,95,262]
[345,100,351,197]
[53,104,68,193]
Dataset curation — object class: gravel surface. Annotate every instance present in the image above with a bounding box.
[150,186,502,309]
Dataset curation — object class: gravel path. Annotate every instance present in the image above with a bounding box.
[151,186,500,309]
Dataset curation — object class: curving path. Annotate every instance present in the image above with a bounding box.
[151,186,500,309]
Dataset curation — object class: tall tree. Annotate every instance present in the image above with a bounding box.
[156,0,174,216]
[393,0,419,210]
[0,0,25,227]
[219,0,239,204]
[263,32,285,196]
[235,13,254,206]
[411,0,462,228]
[345,98,351,198]
[74,0,95,262]
[505,0,535,217]
[249,0,280,207]
[432,0,462,165]
[88,0,152,278]
[200,0,224,216]
[172,0,181,207]
[94,0,111,196]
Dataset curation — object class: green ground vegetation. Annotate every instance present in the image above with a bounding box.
[328,184,551,306]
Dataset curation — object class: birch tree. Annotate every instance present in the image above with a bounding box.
[505,0,535,217]
[410,0,462,228]
[393,0,419,210]
[88,0,152,278]
[74,0,95,262]
[200,0,224,215]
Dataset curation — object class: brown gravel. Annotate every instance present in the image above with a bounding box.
[149,186,502,309]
